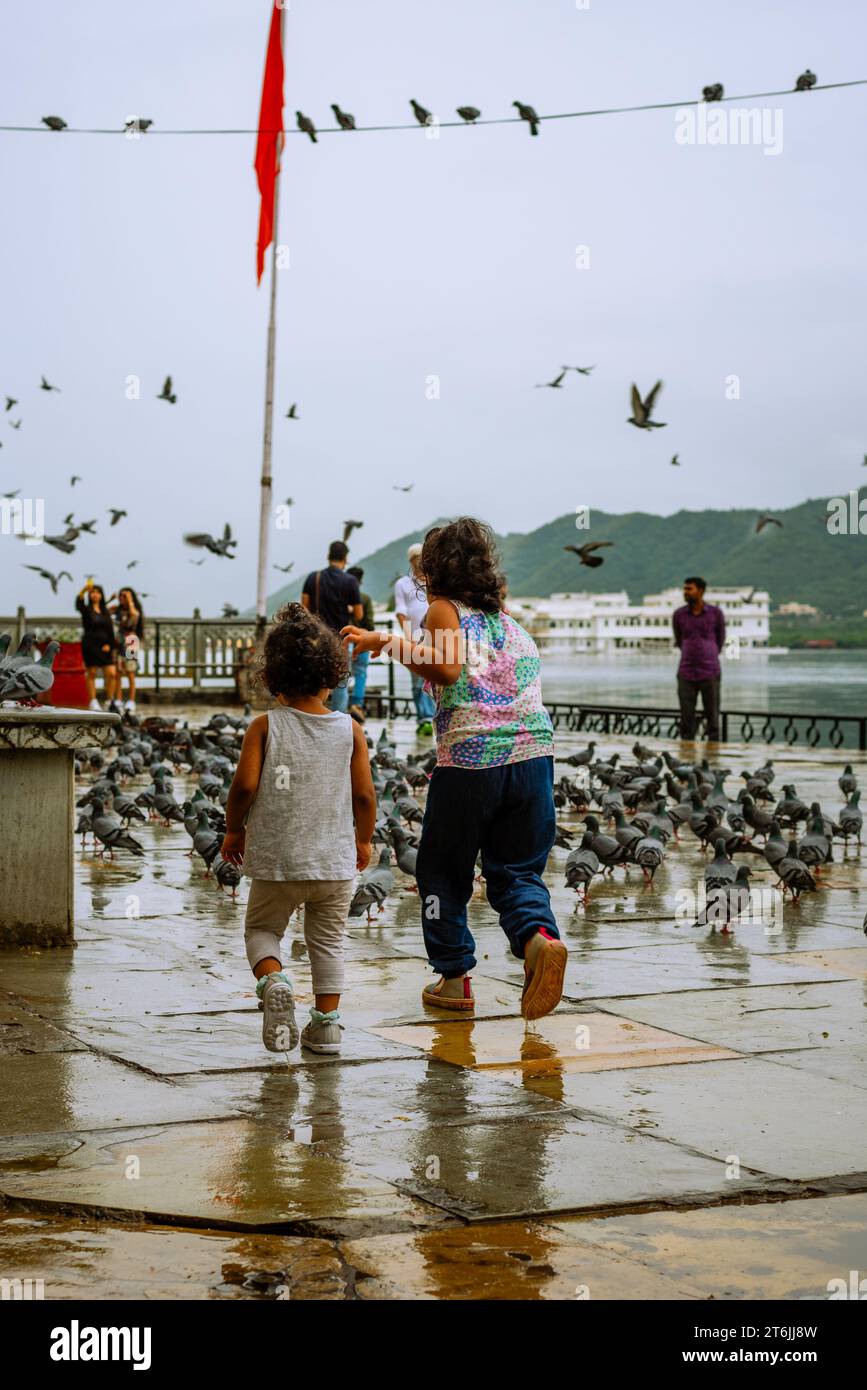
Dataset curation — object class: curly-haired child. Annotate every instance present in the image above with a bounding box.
[221,604,376,1055]
[341,517,566,1021]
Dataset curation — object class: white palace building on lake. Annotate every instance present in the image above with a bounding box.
[508,587,772,655]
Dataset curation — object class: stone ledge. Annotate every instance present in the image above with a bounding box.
[0,707,119,751]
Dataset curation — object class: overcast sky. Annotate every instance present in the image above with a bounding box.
[1,0,865,615]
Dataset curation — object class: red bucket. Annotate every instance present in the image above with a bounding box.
[46,640,89,708]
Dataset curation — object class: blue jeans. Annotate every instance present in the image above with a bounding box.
[411,671,435,722]
[416,756,558,978]
[351,649,370,705]
[328,677,350,713]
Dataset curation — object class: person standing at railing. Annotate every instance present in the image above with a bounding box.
[346,565,374,721]
[394,543,436,737]
[673,576,726,741]
[109,587,144,714]
[301,540,363,713]
[76,579,117,711]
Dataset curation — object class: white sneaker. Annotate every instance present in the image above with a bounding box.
[88,698,102,711]
[301,1011,342,1054]
[259,973,298,1053]
[125,699,136,713]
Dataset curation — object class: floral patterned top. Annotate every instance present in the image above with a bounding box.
[431,602,554,768]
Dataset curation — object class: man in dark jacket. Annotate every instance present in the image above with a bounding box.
[301,541,362,711]
[672,577,726,740]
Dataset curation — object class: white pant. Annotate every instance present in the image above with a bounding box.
[244,878,352,995]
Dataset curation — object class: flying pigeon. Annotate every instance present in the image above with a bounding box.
[393,483,414,492]
[9,419,21,430]
[628,381,666,429]
[42,115,67,130]
[70,475,81,487]
[286,404,298,419]
[273,562,294,574]
[564,541,613,568]
[157,376,176,404]
[40,375,60,392]
[3,490,20,499]
[702,84,724,102]
[342,519,363,543]
[296,111,317,142]
[755,514,782,533]
[4,397,16,412]
[456,106,481,123]
[108,508,127,526]
[670,454,680,466]
[567,365,595,375]
[513,101,540,135]
[184,523,237,559]
[410,99,432,126]
[124,117,154,132]
[126,560,138,569]
[0,640,60,702]
[795,70,817,91]
[22,565,73,594]
[536,369,567,390]
[331,104,356,130]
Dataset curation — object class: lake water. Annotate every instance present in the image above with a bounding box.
[381,650,866,717]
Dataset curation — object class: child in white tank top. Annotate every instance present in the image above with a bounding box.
[221,605,376,1056]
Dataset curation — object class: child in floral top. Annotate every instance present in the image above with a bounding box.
[341,517,566,1020]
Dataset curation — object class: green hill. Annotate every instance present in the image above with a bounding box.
[260,489,867,619]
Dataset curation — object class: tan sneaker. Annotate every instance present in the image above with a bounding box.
[422,975,475,1011]
[521,929,567,1021]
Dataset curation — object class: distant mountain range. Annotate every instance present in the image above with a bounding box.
[261,489,867,618]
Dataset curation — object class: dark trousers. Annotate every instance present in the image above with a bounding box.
[678,676,721,740]
[415,756,559,978]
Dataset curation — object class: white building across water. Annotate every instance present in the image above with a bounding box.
[509,587,770,655]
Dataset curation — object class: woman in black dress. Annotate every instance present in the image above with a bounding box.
[76,580,117,710]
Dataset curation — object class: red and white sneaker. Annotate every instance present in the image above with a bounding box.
[422,975,475,1011]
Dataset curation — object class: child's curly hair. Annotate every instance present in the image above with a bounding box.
[420,517,506,614]
[260,603,349,698]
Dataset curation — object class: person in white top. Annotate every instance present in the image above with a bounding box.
[394,543,436,734]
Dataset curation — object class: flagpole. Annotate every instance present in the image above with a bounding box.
[255,6,283,634]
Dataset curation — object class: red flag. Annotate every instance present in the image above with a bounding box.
[255,2,285,284]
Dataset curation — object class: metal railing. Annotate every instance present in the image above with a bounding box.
[3,611,863,748]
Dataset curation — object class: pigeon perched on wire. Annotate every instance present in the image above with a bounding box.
[157,376,176,404]
[296,111,317,142]
[42,115,67,130]
[795,70,817,91]
[564,541,613,568]
[0,640,60,702]
[124,117,154,132]
[702,84,724,102]
[628,381,666,429]
[40,375,60,392]
[184,523,237,558]
[331,104,356,130]
[456,106,481,123]
[410,99,433,126]
[22,565,72,594]
[342,519,363,543]
[512,101,539,135]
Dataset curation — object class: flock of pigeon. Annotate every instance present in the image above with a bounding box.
[557,740,862,928]
[36,75,820,144]
[63,704,864,940]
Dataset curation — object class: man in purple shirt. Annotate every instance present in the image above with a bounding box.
[672,576,726,741]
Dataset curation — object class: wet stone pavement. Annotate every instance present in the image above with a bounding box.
[1,713,866,1300]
